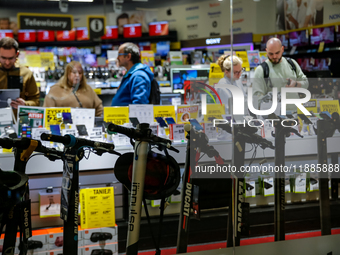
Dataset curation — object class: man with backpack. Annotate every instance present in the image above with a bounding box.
[252,38,309,112]
[111,42,159,106]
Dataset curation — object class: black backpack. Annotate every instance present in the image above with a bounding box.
[148,79,161,105]
[261,57,297,88]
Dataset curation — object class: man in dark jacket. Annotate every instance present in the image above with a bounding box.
[0,37,40,109]
[111,42,153,106]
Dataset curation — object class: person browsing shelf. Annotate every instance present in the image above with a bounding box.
[43,61,103,117]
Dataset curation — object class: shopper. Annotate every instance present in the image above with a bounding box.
[216,54,244,114]
[0,37,40,109]
[43,61,103,117]
[111,42,153,106]
[252,38,308,112]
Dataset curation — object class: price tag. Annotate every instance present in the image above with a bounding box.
[202,122,217,140]
[149,124,158,135]
[39,190,61,218]
[169,124,185,141]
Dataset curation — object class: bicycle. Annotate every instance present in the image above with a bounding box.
[0,137,64,255]
[40,133,120,255]
[107,123,180,255]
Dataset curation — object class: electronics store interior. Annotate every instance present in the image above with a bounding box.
[1,0,340,254]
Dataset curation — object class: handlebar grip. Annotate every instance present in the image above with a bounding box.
[93,141,115,151]
[152,135,172,148]
[0,138,14,149]
[41,133,71,146]
[107,123,136,138]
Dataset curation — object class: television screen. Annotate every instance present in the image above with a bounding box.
[76,27,89,41]
[56,29,76,41]
[149,21,169,36]
[101,26,118,40]
[17,30,36,43]
[156,41,170,57]
[37,30,55,42]
[337,25,340,42]
[160,93,182,105]
[0,30,13,39]
[310,26,335,45]
[289,30,308,47]
[123,23,142,38]
[171,68,210,93]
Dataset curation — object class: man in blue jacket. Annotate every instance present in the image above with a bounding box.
[111,42,153,106]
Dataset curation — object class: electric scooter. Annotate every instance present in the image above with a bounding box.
[40,133,120,255]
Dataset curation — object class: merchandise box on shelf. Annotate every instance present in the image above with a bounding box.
[82,226,118,246]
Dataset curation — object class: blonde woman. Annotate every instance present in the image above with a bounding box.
[43,61,103,116]
[215,55,244,114]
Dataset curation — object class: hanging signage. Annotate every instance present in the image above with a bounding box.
[17,13,73,31]
[87,15,106,40]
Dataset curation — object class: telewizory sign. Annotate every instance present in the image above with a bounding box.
[18,13,73,31]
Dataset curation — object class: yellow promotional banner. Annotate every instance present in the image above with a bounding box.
[209,63,224,85]
[153,106,176,120]
[297,99,318,115]
[103,107,129,125]
[177,105,199,123]
[236,51,250,69]
[45,107,71,129]
[319,100,340,115]
[40,52,55,71]
[259,51,267,63]
[80,187,115,229]
[204,104,225,122]
[26,52,41,68]
[141,51,155,67]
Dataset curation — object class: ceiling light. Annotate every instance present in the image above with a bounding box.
[48,0,94,2]
[132,0,148,2]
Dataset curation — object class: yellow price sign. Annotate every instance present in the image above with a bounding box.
[236,51,250,69]
[319,100,340,115]
[204,104,225,122]
[153,105,176,120]
[40,52,55,71]
[297,99,317,115]
[45,108,71,129]
[209,63,224,85]
[26,53,41,68]
[103,107,129,125]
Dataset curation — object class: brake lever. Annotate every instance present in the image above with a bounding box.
[289,128,303,138]
[169,146,180,153]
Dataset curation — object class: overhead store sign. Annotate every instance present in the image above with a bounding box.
[17,13,73,31]
[87,15,106,40]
